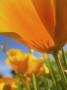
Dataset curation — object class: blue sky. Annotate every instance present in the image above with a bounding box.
[0,35,42,77]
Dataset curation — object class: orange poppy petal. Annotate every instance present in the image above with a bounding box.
[0,0,55,52]
[32,0,56,35]
[55,0,67,46]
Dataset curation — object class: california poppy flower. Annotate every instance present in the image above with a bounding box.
[0,77,16,90]
[7,49,29,74]
[0,0,67,52]
[7,49,49,76]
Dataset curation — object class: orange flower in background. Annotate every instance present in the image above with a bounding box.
[0,0,67,52]
[7,49,28,74]
[7,49,49,76]
[0,77,16,90]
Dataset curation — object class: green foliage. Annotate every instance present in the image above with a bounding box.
[0,72,3,78]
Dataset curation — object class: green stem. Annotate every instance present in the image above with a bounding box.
[62,48,67,69]
[32,73,38,90]
[43,56,57,87]
[53,51,67,89]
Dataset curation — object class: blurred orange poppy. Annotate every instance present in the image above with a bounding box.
[7,49,28,74]
[0,0,67,52]
[0,77,16,90]
[7,49,49,76]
